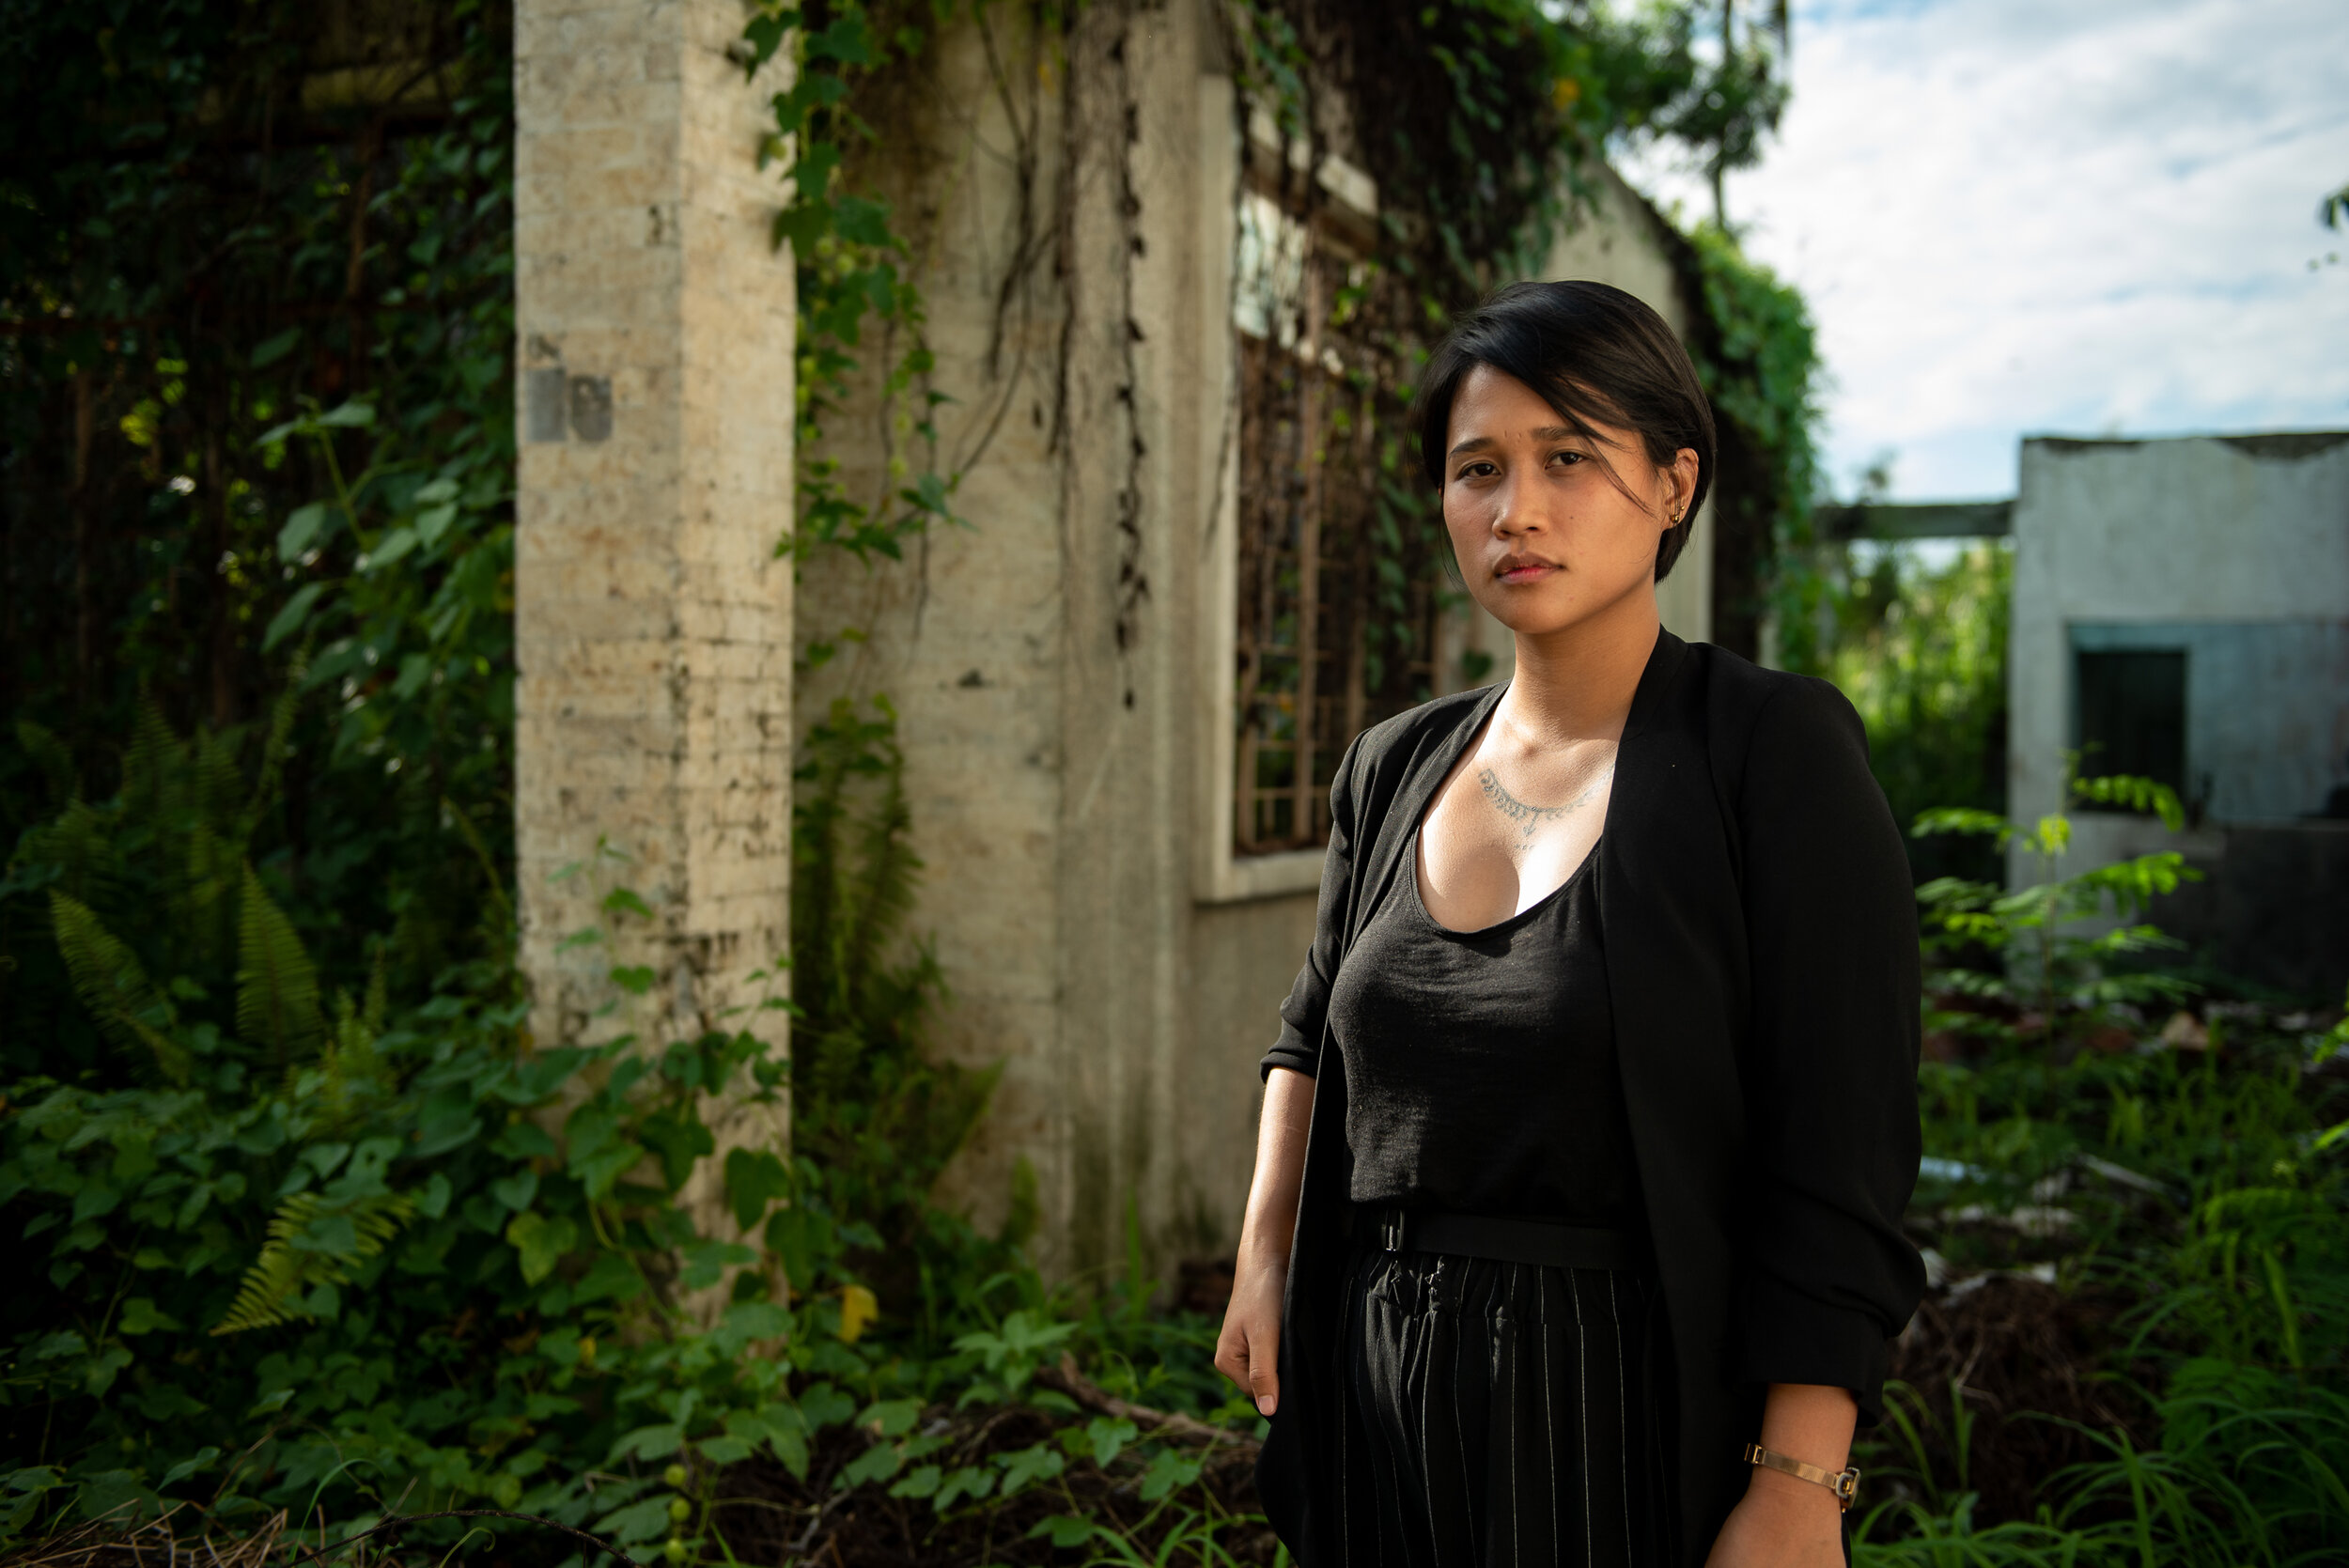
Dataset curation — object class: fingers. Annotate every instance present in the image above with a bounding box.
[1213,1327,1247,1390]
[1212,1316,1281,1417]
[1247,1322,1280,1416]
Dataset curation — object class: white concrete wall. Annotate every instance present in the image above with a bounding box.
[2008,432,2349,879]
[512,0,796,1253]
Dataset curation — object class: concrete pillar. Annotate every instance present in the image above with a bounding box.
[512,0,796,1241]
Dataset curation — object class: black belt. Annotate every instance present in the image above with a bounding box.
[1372,1207,1641,1271]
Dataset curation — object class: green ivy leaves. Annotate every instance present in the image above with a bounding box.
[506,1210,580,1286]
[739,1,964,567]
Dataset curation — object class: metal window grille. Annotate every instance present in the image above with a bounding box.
[1231,188,1441,855]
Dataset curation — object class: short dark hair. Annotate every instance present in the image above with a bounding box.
[1411,280,1717,581]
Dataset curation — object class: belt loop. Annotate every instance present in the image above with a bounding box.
[1381,1208,1405,1253]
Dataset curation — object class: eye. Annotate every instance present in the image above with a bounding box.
[1547,449,1586,468]
[1455,459,1499,482]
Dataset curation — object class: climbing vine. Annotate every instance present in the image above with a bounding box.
[739,2,977,571]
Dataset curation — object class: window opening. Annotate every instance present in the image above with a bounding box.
[2076,648,2186,798]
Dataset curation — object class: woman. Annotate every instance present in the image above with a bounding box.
[1214,280,1924,1568]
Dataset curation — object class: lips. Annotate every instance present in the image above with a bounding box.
[1496,558,1559,584]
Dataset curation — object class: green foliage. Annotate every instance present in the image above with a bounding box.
[1680,221,1827,660]
[47,891,189,1086]
[1871,1030,2349,1563]
[789,696,996,1245]
[0,691,1255,1560]
[0,711,832,1538]
[1,982,805,1542]
[1815,540,2012,880]
[0,0,520,1043]
[1648,0,1790,227]
[234,865,326,1065]
[1859,796,2349,1562]
[738,2,968,566]
[1914,762,2202,1051]
[210,1190,417,1334]
[1245,1,1705,299]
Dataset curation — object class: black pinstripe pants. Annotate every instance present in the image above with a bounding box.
[1336,1241,1675,1567]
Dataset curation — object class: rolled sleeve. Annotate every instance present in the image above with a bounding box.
[1729,677,1926,1425]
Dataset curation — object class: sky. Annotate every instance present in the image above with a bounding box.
[1615,0,2349,502]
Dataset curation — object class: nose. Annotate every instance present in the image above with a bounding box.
[1488,474,1546,539]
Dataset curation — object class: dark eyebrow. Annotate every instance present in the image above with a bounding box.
[1446,424,1580,460]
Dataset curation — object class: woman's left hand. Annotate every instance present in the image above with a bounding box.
[1701,1467,1844,1567]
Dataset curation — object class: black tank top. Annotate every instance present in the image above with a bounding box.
[1327,833,1636,1223]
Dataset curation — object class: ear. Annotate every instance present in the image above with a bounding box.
[1668,446,1701,520]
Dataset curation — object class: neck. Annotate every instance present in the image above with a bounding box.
[1500,588,1659,745]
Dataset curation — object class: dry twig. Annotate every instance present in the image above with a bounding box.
[1034,1354,1259,1453]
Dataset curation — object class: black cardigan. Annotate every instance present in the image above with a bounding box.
[1253,630,1925,1567]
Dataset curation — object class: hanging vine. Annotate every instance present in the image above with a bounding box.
[740,3,967,570]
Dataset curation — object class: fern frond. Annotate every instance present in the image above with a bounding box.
[14,719,79,805]
[16,798,118,906]
[211,1195,317,1333]
[787,698,981,1196]
[237,864,324,1063]
[186,823,240,968]
[49,891,190,1084]
[193,728,246,843]
[318,989,386,1111]
[210,1189,416,1334]
[120,702,185,828]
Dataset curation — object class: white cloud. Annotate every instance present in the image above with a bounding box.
[1617,0,2349,499]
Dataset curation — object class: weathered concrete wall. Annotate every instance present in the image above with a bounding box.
[512,0,796,1243]
[2144,823,2349,1000]
[2008,431,2349,998]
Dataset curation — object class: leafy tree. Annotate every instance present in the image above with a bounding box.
[1652,0,1792,228]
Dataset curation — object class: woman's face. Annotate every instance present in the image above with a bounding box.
[1439,364,1697,641]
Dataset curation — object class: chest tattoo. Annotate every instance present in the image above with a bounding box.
[1475,764,1613,839]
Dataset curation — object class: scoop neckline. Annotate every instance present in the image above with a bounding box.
[1408,827,1600,939]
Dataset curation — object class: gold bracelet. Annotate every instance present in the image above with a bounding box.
[1744,1442,1860,1512]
